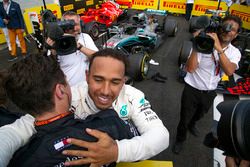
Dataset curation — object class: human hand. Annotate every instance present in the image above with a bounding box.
[46,37,55,47]
[192,29,202,37]
[207,32,223,53]
[62,128,118,166]
[3,19,9,24]
[225,156,250,167]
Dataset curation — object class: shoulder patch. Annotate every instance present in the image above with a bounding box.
[120,105,128,116]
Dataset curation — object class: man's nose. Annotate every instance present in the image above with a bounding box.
[101,82,111,95]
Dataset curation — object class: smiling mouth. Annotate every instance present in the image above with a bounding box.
[98,96,111,105]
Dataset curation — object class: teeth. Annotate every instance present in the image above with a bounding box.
[98,96,110,104]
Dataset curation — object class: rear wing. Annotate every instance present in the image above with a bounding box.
[144,9,168,16]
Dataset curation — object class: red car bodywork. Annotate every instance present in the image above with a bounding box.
[80,1,123,27]
[115,0,132,8]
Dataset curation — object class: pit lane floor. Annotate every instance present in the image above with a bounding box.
[0,15,213,167]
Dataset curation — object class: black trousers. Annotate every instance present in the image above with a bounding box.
[185,3,193,21]
[176,83,217,142]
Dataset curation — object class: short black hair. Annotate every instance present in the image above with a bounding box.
[89,48,129,75]
[222,15,242,32]
[5,52,66,116]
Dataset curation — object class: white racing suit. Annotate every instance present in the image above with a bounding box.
[0,82,169,166]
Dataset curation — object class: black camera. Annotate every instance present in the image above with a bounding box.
[204,100,250,160]
[41,9,77,55]
[192,15,232,54]
[56,20,75,33]
[46,20,77,56]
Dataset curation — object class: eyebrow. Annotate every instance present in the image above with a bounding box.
[93,75,123,81]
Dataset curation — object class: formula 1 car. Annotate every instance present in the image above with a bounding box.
[80,1,128,39]
[104,9,178,81]
[115,0,132,8]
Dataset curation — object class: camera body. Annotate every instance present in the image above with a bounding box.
[204,100,250,160]
[41,9,77,55]
[54,20,77,56]
[193,15,232,54]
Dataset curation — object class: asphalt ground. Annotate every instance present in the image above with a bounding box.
[0,14,214,167]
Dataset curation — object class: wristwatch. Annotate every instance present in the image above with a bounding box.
[218,50,224,55]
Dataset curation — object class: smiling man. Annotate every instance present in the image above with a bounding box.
[0,48,169,166]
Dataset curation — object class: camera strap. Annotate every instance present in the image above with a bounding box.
[212,46,229,76]
[212,52,220,76]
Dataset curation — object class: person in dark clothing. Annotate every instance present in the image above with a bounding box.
[0,0,27,61]
[185,0,194,21]
[4,53,136,167]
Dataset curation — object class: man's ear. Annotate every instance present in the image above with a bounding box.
[85,70,89,84]
[55,84,64,99]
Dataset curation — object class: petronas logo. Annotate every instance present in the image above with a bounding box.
[120,105,128,116]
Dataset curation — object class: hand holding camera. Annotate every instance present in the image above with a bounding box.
[206,32,223,54]
[45,20,77,55]
[192,15,233,54]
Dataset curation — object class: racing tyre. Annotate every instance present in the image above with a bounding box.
[189,17,198,33]
[178,41,192,66]
[164,19,178,37]
[84,22,100,40]
[127,51,150,81]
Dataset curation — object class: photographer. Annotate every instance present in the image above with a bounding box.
[46,11,98,87]
[173,15,242,154]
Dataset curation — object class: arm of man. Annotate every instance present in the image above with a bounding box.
[207,33,240,76]
[77,33,98,59]
[0,114,35,166]
[185,48,199,73]
[116,85,169,162]
[185,29,203,73]
[63,85,169,166]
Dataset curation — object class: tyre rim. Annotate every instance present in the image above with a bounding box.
[141,54,150,77]
[143,61,149,76]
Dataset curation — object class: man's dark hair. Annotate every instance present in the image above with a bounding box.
[5,53,66,116]
[222,15,242,32]
[89,48,129,75]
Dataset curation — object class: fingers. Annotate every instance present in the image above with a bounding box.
[63,149,92,159]
[64,138,90,149]
[86,128,107,139]
[64,157,97,166]
[46,37,55,46]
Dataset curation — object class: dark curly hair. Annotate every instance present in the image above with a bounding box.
[5,52,66,116]
[89,48,129,75]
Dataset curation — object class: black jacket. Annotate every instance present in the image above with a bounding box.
[8,109,136,167]
[0,107,23,127]
[0,1,25,29]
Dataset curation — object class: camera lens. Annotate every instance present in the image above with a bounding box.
[59,37,71,49]
[56,35,77,55]
[193,34,214,54]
